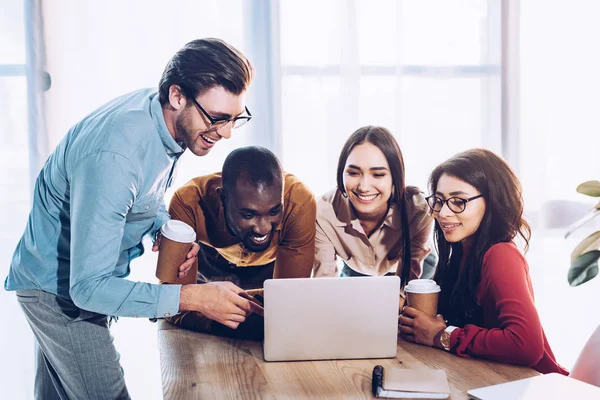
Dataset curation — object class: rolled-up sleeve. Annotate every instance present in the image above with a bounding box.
[69,151,180,318]
[151,203,171,242]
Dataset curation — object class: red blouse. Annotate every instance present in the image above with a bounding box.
[449,242,568,375]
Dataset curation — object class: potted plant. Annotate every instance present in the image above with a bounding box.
[565,181,600,286]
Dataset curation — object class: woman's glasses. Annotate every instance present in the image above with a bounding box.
[425,194,483,214]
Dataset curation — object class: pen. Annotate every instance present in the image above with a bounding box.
[372,365,384,397]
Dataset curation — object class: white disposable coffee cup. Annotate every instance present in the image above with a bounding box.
[404,279,441,316]
[156,220,196,283]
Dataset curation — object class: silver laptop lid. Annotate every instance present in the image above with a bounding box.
[263,276,400,362]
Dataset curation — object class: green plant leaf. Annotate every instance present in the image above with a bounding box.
[571,231,600,263]
[568,250,600,286]
[577,181,600,197]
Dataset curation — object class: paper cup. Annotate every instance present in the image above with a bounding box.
[156,220,197,284]
[405,279,441,317]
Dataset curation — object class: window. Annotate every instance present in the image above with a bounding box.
[1,2,35,398]
[278,0,501,197]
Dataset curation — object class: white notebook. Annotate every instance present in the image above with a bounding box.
[468,373,600,400]
[377,368,450,399]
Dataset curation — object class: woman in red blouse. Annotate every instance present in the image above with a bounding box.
[398,148,568,375]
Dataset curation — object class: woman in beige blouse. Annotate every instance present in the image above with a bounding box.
[313,126,433,292]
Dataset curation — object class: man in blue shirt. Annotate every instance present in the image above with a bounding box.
[5,38,257,399]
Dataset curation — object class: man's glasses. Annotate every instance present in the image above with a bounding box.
[425,194,483,214]
[189,95,252,130]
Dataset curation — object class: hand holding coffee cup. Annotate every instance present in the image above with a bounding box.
[155,220,197,284]
[404,279,441,317]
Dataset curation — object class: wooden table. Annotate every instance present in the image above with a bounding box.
[158,321,539,399]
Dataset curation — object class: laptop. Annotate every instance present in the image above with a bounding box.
[467,373,600,399]
[263,276,400,362]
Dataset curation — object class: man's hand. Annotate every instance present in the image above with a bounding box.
[153,235,200,279]
[152,234,162,252]
[398,306,447,347]
[179,282,255,329]
[177,242,199,279]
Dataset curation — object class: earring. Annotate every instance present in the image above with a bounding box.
[341,190,348,198]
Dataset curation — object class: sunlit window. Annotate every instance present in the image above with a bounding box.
[279,0,500,196]
[0,0,29,267]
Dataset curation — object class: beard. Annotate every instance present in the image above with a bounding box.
[174,111,211,156]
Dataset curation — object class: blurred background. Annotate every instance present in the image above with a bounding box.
[1,0,600,398]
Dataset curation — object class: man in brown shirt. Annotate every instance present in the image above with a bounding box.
[165,146,316,339]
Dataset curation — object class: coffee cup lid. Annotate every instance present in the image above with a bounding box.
[404,279,441,294]
[160,220,196,243]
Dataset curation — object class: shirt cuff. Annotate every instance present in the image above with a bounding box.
[151,215,170,243]
[156,283,181,319]
[449,326,460,349]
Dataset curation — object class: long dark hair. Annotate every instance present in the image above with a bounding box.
[336,126,417,287]
[429,148,531,326]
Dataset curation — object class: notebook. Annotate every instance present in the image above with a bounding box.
[372,366,451,399]
[263,276,400,361]
[467,372,600,399]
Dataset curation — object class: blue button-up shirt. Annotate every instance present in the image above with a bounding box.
[5,89,183,318]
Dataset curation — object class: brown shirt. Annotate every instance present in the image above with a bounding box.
[314,188,433,279]
[168,172,316,280]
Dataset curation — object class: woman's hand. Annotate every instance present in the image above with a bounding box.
[398,306,447,347]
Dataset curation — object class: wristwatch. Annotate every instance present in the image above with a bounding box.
[440,326,458,351]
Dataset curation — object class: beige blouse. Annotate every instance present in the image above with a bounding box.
[314,188,433,279]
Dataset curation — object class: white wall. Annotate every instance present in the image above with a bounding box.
[520,0,600,369]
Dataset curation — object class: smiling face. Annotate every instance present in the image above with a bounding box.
[173,86,246,156]
[433,173,486,246]
[343,142,393,220]
[222,178,284,253]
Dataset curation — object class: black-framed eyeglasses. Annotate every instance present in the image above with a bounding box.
[425,194,483,214]
[189,96,252,130]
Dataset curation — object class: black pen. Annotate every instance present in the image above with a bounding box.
[372,365,385,397]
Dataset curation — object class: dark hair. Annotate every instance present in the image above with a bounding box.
[158,38,254,105]
[222,146,283,193]
[429,148,531,326]
[336,126,417,287]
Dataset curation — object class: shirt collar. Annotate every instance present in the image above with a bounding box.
[382,203,401,231]
[150,93,184,156]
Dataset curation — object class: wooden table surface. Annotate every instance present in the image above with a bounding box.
[158,321,539,400]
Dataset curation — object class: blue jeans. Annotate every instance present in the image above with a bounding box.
[16,289,130,400]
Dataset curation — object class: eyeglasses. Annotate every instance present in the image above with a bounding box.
[189,95,252,130]
[425,194,483,214]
